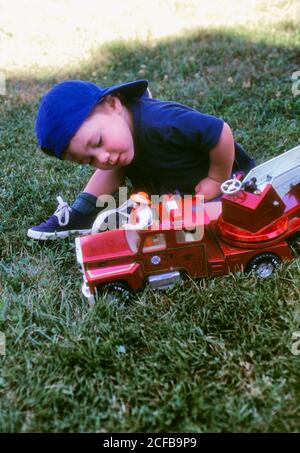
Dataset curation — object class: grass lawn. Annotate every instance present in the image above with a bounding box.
[1,0,300,432]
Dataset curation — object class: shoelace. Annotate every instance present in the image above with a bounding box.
[54,196,72,226]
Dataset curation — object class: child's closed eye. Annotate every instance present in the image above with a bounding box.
[96,135,102,147]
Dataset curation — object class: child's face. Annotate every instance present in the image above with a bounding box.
[62,95,135,170]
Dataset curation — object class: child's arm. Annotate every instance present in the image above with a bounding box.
[83,167,126,197]
[195,122,235,200]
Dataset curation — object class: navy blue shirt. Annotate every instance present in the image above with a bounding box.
[126,97,255,194]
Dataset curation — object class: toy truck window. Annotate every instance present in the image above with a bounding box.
[176,227,201,244]
[142,233,166,252]
[125,230,141,253]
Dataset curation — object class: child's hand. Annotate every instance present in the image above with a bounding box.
[195,177,222,201]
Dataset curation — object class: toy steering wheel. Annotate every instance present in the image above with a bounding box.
[221,178,243,195]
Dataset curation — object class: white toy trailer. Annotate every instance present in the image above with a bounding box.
[242,144,300,198]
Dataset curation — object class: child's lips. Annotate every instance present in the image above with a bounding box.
[108,157,120,166]
[107,153,129,167]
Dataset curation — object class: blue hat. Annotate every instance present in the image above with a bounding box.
[35,79,148,159]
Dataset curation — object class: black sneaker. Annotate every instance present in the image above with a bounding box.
[27,196,96,240]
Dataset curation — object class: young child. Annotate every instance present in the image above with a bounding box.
[28,79,255,240]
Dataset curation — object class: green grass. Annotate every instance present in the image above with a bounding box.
[1,0,300,432]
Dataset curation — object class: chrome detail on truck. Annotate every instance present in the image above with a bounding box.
[148,271,181,289]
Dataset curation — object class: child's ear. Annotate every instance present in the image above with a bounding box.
[102,94,123,113]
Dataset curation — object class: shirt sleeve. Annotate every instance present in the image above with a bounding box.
[159,103,224,154]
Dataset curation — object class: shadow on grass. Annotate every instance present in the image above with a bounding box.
[1,28,300,241]
[1,28,299,243]
[1,29,299,234]
[3,28,300,155]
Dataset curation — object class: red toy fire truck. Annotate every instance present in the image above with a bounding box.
[75,145,300,304]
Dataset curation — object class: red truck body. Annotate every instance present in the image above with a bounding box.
[76,179,300,303]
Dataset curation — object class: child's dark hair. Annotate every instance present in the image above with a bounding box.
[101,91,128,106]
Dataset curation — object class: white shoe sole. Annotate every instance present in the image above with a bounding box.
[27,228,92,240]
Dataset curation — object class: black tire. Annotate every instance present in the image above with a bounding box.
[246,253,281,278]
[100,282,132,303]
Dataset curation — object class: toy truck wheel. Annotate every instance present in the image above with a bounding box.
[100,282,132,303]
[246,253,281,278]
